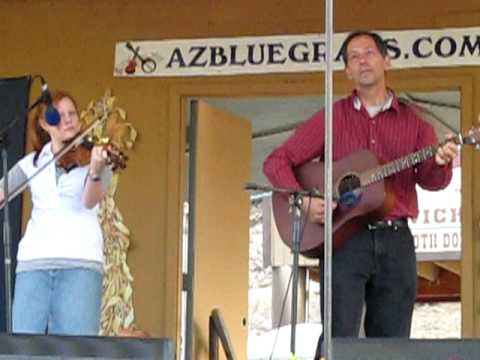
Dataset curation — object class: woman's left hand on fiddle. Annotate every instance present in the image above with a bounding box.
[435,134,458,166]
[89,145,110,176]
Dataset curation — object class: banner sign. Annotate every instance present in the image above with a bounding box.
[410,166,461,260]
[114,27,480,77]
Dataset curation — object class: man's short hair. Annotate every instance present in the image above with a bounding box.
[340,31,388,65]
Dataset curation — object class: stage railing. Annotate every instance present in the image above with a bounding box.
[209,308,237,360]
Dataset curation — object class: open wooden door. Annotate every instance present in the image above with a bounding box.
[186,100,251,359]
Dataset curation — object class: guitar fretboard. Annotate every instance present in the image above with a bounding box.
[365,145,438,186]
[361,133,463,187]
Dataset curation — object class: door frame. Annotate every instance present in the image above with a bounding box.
[165,71,477,352]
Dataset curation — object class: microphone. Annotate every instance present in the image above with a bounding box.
[39,78,61,126]
[244,182,272,192]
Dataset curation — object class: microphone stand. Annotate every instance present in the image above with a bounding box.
[0,110,27,334]
[0,132,12,333]
[0,74,40,334]
[0,108,32,333]
[244,182,323,358]
[288,191,302,357]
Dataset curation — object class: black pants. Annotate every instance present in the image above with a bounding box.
[315,225,417,359]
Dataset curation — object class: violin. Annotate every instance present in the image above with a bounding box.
[0,95,132,208]
[57,135,128,172]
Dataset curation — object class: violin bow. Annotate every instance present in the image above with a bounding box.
[0,117,103,208]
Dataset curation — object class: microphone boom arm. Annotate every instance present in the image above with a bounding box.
[244,182,334,200]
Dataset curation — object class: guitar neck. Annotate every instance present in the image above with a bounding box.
[361,135,462,186]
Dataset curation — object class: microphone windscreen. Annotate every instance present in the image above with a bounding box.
[45,105,60,126]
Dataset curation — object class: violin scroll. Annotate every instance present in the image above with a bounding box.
[101,142,128,171]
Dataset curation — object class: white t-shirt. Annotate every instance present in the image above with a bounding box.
[16,143,105,263]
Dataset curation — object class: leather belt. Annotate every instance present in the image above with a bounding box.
[367,218,408,231]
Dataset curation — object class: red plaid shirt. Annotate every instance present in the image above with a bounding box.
[263,91,453,220]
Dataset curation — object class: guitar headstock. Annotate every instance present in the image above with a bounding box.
[461,127,480,149]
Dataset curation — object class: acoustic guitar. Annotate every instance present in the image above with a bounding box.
[271,128,480,258]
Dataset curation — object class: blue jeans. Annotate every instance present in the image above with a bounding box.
[12,268,103,335]
[315,225,417,358]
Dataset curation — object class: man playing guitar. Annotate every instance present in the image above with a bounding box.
[263,31,458,359]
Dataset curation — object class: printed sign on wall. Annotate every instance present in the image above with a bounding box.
[114,27,480,77]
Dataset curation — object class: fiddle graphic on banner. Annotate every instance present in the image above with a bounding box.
[114,41,162,76]
[124,42,157,74]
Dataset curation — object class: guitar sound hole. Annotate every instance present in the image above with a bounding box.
[338,174,361,194]
[337,174,362,207]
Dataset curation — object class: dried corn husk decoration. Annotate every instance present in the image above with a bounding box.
[80,90,138,335]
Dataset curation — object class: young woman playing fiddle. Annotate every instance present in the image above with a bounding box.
[0,90,112,335]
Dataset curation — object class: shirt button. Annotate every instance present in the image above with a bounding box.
[371,139,376,144]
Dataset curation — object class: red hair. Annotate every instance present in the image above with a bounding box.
[30,90,78,165]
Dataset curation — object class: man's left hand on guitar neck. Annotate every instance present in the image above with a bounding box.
[435,133,458,166]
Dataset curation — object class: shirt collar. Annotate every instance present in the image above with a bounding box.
[37,142,54,162]
[352,89,398,113]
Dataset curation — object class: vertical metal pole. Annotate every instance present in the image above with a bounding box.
[185,100,198,360]
[323,0,334,359]
[289,195,302,354]
[1,145,12,334]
